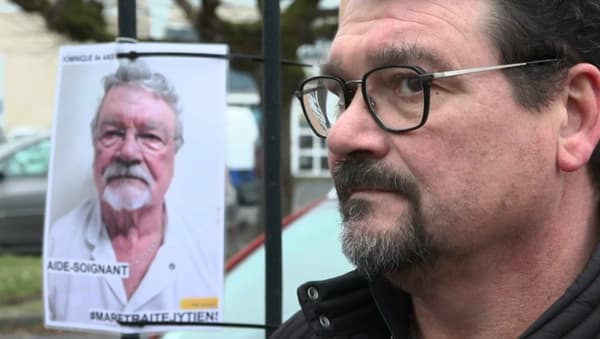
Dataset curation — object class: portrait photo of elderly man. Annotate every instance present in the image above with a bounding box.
[45,43,227,333]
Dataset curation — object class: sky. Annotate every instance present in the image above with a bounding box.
[0,0,18,13]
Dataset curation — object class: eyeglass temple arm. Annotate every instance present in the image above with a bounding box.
[425,58,560,81]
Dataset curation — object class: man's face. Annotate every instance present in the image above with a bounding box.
[93,85,176,211]
[327,0,563,275]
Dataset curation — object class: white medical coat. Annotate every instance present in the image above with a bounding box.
[46,199,221,330]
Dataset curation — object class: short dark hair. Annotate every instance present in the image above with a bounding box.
[487,0,600,192]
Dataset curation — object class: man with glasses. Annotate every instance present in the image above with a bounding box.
[47,60,217,325]
[273,0,600,338]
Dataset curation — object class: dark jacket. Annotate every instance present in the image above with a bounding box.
[271,245,600,338]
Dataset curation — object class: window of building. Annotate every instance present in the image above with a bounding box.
[291,101,329,177]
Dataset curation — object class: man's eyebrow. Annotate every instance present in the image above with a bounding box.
[370,45,453,71]
[98,118,167,132]
[320,45,454,78]
[98,118,122,127]
[139,120,168,132]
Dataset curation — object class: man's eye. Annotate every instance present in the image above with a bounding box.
[139,133,164,143]
[396,77,423,95]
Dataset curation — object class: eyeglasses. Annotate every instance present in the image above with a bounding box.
[295,59,560,138]
[96,127,172,151]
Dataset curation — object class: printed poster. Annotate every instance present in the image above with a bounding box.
[43,42,227,334]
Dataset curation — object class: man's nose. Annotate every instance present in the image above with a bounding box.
[326,90,389,159]
[116,133,143,161]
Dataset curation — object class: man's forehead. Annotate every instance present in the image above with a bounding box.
[342,0,489,17]
[328,0,497,75]
[100,86,174,114]
[97,89,176,130]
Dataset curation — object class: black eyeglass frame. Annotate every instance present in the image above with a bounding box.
[295,58,561,138]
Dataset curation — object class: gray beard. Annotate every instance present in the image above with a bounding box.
[340,197,434,278]
[102,184,151,211]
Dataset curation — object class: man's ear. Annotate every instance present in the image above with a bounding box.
[557,63,600,172]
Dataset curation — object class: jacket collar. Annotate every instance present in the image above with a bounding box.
[519,243,600,338]
[374,243,600,338]
[297,269,411,337]
[297,244,600,338]
[370,275,412,337]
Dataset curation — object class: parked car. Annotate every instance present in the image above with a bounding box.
[0,132,50,254]
[163,189,353,339]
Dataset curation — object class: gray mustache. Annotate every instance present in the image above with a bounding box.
[332,157,420,204]
[103,162,153,185]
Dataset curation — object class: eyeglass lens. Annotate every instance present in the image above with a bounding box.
[299,66,426,137]
[300,77,345,137]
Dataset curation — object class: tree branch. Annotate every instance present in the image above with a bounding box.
[173,0,197,24]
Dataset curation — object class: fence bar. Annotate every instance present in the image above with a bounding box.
[262,0,283,338]
[117,4,139,339]
[118,0,136,40]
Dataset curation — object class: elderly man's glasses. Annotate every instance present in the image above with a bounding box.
[96,127,171,151]
[295,59,560,138]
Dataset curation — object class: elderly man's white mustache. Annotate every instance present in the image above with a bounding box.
[102,161,154,186]
[101,161,154,211]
